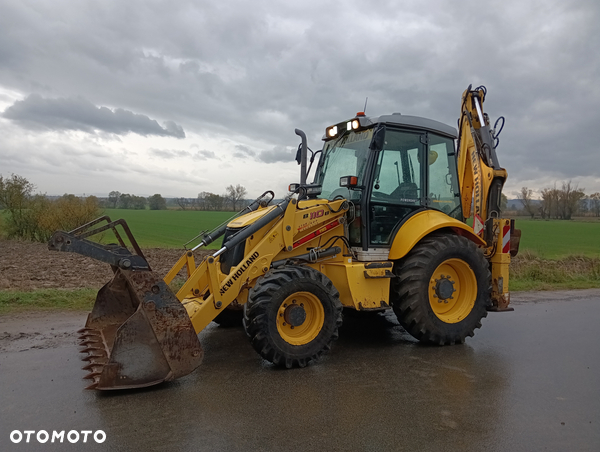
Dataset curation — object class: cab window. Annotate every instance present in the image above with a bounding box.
[369,130,424,245]
[428,134,461,219]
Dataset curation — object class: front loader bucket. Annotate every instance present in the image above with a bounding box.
[48,217,203,390]
[78,268,203,390]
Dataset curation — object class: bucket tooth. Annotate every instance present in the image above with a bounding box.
[79,339,102,346]
[81,353,106,362]
[77,328,93,334]
[82,363,102,371]
[83,371,102,380]
[79,332,101,340]
[79,346,102,354]
[85,382,99,390]
[79,330,101,338]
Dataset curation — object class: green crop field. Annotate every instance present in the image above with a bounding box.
[105,211,600,258]
[101,209,235,249]
[513,219,600,259]
[3,207,600,257]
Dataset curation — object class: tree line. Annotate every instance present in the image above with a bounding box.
[106,185,248,212]
[107,192,156,210]
[517,182,600,219]
[168,185,249,212]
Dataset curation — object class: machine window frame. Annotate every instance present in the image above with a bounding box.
[364,127,427,248]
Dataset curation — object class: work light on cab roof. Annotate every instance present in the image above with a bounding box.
[325,112,365,139]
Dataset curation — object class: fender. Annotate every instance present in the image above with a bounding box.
[388,210,485,260]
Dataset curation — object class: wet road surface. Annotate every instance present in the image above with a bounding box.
[1,289,599,451]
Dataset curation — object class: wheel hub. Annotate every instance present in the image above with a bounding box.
[276,292,326,345]
[284,304,307,327]
[434,276,456,302]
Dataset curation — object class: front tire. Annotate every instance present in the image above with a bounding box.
[244,266,343,368]
[391,233,490,345]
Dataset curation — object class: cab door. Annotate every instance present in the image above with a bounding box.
[367,129,426,246]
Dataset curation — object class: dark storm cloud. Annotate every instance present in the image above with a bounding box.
[257,146,295,164]
[232,145,255,159]
[3,94,186,138]
[0,0,599,194]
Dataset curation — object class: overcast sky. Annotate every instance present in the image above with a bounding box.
[1,0,598,200]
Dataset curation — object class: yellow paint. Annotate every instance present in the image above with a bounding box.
[428,258,477,323]
[178,198,349,334]
[456,88,508,221]
[489,218,511,309]
[227,205,276,227]
[322,262,391,309]
[164,252,189,285]
[363,268,391,278]
[388,210,485,260]
[276,292,324,345]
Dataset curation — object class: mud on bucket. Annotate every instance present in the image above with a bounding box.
[78,268,203,390]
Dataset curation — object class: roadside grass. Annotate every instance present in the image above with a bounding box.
[510,250,600,291]
[0,288,97,314]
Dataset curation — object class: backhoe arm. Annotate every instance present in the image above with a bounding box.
[457,86,507,229]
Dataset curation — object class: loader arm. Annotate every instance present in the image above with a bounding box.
[165,196,349,334]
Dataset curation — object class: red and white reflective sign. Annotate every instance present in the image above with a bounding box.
[474,214,484,237]
[502,224,511,254]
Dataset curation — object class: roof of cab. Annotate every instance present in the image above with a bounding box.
[365,113,457,139]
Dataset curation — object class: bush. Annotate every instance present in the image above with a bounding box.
[0,174,101,242]
[34,194,101,241]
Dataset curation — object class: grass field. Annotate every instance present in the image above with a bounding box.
[0,288,96,314]
[104,210,600,259]
[513,218,600,259]
[101,209,236,249]
[3,208,600,257]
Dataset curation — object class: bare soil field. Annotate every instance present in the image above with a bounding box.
[0,240,210,353]
[0,239,209,290]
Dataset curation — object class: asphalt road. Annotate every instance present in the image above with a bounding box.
[1,289,599,452]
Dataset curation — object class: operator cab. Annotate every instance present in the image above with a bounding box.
[313,113,462,255]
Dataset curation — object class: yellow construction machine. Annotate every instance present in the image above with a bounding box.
[48,85,520,390]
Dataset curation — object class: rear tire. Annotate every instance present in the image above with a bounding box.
[391,233,490,345]
[244,266,342,368]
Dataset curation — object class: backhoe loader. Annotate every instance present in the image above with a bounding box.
[48,85,520,390]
